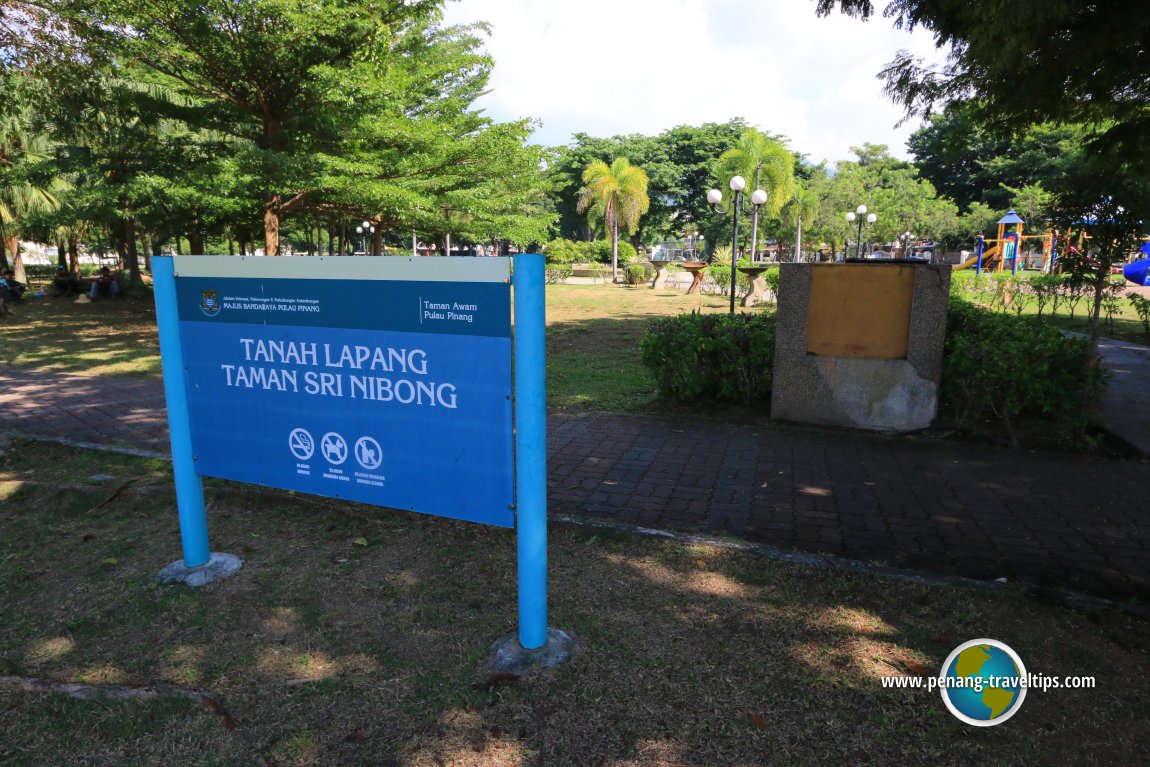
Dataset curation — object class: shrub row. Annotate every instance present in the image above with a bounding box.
[544,238,637,265]
[640,299,1106,449]
[940,298,1106,447]
[640,311,775,405]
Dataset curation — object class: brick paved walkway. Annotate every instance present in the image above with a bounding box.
[2,364,1148,598]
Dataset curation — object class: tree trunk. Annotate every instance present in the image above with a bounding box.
[125,219,143,289]
[372,226,383,257]
[794,217,803,263]
[140,232,151,269]
[10,238,27,284]
[57,238,68,269]
[227,234,234,256]
[188,223,205,256]
[611,216,619,283]
[68,235,79,273]
[1088,272,1107,363]
[0,235,12,271]
[116,206,144,290]
[263,194,281,256]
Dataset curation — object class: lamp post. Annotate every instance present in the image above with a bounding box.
[355,220,375,255]
[682,228,701,261]
[707,176,768,314]
[845,205,877,259]
[899,231,914,258]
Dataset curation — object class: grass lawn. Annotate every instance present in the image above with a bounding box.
[1,440,1147,766]
[954,274,1150,344]
[0,294,162,377]
[0,284,747,411]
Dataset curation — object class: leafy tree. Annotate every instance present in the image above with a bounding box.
[1048,164,1150,358]
[1001,182,1053,230]
[818,0,1150,170]
[806,145,957,256]
[0,73,62,280]
[548,120,747,248]
[576,157,650,282]
[908,104,1088,212]
[39,0,541,255]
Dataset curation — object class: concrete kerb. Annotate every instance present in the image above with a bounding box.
[1,430,169,461]
[3,430,1146,617]
[551,514,1150,619]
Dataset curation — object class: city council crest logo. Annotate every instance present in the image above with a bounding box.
[200,289,222,317]
[940,639,1027,726]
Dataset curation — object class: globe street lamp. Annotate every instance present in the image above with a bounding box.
[707,176,768,314]
[681,227,701,260]
[899,231,914,258]
[845,205,877,259]
[355,220,375,255]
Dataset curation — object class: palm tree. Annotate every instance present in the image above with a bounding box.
[716,129,795,259]
[577,157,650,282]
[0,118,61,281]
[783,185,819,261]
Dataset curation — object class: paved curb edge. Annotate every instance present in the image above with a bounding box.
[4,429,1146,618]
[552,514,1150,619]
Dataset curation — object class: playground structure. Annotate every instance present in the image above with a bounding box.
[955,210,1058,274]
[958,212,1150,278]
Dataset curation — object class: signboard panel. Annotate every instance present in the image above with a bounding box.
[172,256,514,527]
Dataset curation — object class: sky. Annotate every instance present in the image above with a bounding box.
[440,0,952,165]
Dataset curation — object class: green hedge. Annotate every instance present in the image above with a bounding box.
[941,298,1106,447]
[640,311,776,405]
[543,238,637,265]
[640,299,1104,449]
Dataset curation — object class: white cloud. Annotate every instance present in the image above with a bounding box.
[442,0,949,163]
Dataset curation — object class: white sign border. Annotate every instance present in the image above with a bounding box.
[172,255,510,284]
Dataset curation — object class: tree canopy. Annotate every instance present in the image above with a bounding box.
[3,0,554,259]
[816,0,1150,169]
[577,157,650,281]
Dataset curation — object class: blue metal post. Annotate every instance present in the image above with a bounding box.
[513,254,547,650]
[1010,234,1019,276]
[975,236,985,276]
[153,257,211,567]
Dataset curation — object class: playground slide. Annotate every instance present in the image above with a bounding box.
[955,245,1000,271]
[1125,257,1150,286]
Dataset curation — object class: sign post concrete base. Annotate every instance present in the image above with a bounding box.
[484,628,581,675]
[157,552,244,588]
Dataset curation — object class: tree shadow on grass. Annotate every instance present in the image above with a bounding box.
[0,295,160,377]
[2,449,1147,766]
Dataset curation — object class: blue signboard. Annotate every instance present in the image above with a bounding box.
[171,257,514,527]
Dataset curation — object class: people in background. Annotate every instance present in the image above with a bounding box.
[52,264,81,296]
[1,269,26,303]
[90,266,119,300]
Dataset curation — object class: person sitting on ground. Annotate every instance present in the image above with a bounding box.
[52,264,81,296]
[89,266,119,300]
[0,269,26,303]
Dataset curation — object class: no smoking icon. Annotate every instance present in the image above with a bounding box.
[289,428,314,460]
